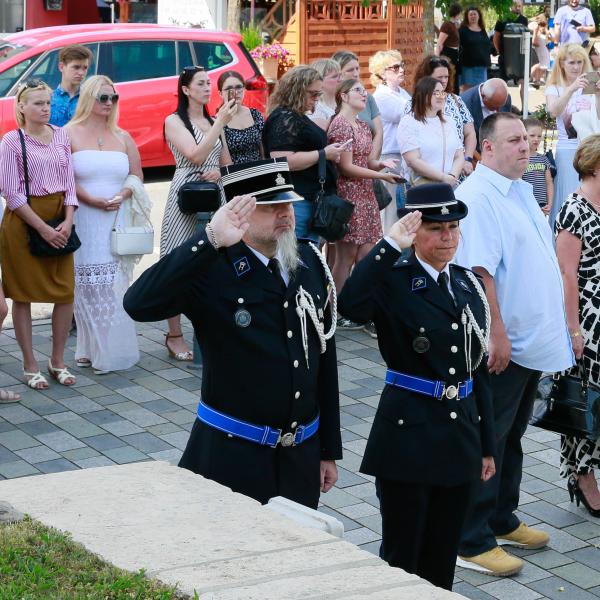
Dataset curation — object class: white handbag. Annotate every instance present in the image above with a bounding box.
[111,197,154,256]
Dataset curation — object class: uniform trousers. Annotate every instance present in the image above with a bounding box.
[376,477,474,590]
[459,361,541,556]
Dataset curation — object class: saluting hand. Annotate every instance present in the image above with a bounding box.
[388,210,422,250]
[208,194,256,248]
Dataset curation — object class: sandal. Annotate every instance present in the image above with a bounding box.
[47,360,76,386]
[165,333,193,362]
[24,370,49,390]
[0,389,21,403]
[76,358,92,368]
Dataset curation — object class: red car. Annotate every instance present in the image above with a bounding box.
[0,24,268,167]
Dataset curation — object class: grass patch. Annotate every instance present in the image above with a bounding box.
[0,516,191,600]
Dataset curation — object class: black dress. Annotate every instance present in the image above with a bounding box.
[223,107,264,164]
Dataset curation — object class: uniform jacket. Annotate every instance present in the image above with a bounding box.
[123,231,342,463]
[339,240,496,486]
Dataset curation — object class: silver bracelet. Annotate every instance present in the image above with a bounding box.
[205,223,219,250]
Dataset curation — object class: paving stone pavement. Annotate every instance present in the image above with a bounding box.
[1,320,600,600]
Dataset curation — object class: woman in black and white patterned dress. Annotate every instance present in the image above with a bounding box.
[555,134,600,517]
[160,66,234,361]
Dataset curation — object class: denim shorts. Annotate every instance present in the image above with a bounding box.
[460,66,488,87]
[293,199,319,243]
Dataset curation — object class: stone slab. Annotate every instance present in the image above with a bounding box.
[0,462,464,599]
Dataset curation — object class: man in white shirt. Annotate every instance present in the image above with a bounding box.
[554,0,595,45]
[454,112,574,577]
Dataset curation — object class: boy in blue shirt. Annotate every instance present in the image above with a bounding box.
[522,117,554,215]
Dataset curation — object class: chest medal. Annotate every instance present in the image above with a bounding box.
[234,309,252,328]
[412,336,431,354]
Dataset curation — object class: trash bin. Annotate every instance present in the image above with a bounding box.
[502,22,535,81]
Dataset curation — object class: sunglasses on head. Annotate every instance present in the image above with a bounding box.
[181,65,205,75]
[16,78,45,99]
[96,93,119,104]
[429,57,450,68]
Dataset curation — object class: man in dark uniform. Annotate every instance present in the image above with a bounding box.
[339,184,496,591]
[124,159,342,509]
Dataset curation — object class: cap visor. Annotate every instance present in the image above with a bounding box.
[256,190,304,204]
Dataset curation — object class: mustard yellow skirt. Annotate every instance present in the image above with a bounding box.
[0,193,74,303]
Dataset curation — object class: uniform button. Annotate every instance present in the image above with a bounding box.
[419,327,425,333]
[238,298,244,304]
[450,412,457,420]
[283,301,289,308]
[380,247,386,254]
[295,391,301,399]
[451,345,458,353]
[449,367,456,375]
[402,259,408,263]
[199,240,205,245]
[375,255,381,261]
[293,360,299,368]
[191,246,198,252]
[287,330,293,338]
[227,433,233,438]
[451,323,459,330]
[398,419,404,425]
[478,415,482,422]
[291,421,298,428]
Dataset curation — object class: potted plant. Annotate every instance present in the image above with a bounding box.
[250,43,291,81]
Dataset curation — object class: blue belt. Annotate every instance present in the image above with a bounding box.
[385,369,473,400]
[196,400,319,448]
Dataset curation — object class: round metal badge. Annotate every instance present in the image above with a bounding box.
[412,336,431,354]
[234,309,252,328]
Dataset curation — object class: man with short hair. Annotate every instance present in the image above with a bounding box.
[454,112,574,577]
[50,44,93,127]
[460,78,512,153]
[554,0,595,45]
[124,159,342,509]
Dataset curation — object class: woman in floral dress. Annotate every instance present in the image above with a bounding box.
[327,78,402,325]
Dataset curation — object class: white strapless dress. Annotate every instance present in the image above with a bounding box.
[73,150,139,372]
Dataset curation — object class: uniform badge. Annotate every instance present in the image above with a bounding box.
[411,277,427,291]
[441,205,450,215]
[318,307,324,320]
[234,257,251,277]
[412,336,431,353]
[234,309,252,327]
[457,279,471,292]
[275,173,285,186]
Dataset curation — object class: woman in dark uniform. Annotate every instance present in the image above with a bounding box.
[338,183,496,591]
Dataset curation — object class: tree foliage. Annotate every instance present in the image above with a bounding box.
[361,0,515,20]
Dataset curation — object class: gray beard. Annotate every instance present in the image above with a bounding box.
[277,229,300,276]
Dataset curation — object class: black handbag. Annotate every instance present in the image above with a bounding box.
[309,151,354,242]
[177,179,221,215]
[530,362,600,441]
[373,179,392,210]
[18,129,81,258]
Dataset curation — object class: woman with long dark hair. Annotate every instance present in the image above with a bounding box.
[458,7,491,91]
[160,66,235,361]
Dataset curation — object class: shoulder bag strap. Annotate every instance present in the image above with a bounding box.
[318,149,326,193]
[18,129,31,205]
[112,191,152,230]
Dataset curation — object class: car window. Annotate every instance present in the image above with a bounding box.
[25,43,98,92]
[177,41,193,72]
[0,44,30,64]
[192,42,234,72]
[98,40,176,83]
[0,53,40,97]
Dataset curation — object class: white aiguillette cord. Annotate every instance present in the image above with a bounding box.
[295,242,338,368]
[461,270,491,375]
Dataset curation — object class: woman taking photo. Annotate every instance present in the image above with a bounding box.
[160,65,235,361]
[66,75,145,374]
[370,49,411,233]
[546,43,592,225]
[218,70,264,164]
[458,7,491,91]
[309,58,341,130]
[0,80,78,389]
[262,65,344,241]
[397,77,464,188]
[338,184,496,591]
[555,134,600,517]
[328,79,401,317]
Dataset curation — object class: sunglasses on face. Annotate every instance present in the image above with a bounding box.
[386,63,405,72]
[96,93,119,104]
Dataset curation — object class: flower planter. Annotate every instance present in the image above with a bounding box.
[257,57,279,81]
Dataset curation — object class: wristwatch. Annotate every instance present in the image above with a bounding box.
[464,156,474,163]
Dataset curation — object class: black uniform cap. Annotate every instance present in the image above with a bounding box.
[399,183,468,222]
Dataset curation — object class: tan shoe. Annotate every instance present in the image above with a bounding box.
[496,522,549,550]
[457,547,523,576]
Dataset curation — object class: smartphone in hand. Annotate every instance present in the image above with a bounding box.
[570,18,582,27]
[583,71,600,94]
[228,89,236,102]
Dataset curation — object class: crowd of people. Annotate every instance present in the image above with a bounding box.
[1,2,600,591]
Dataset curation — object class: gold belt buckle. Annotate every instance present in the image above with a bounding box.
[444,385,458,400]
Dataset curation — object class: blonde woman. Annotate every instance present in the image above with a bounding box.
[546,43,593,225]
[0,80,78,390]
[65,75,144,373]
[370,49,411,234]
[309,58,341,130]
[263,65,344,240]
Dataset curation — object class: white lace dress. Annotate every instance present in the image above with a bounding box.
[73,150,139,371]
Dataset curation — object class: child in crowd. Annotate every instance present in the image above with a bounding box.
[522,117,554,215]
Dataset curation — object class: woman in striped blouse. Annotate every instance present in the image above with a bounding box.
[0,80,78,390]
